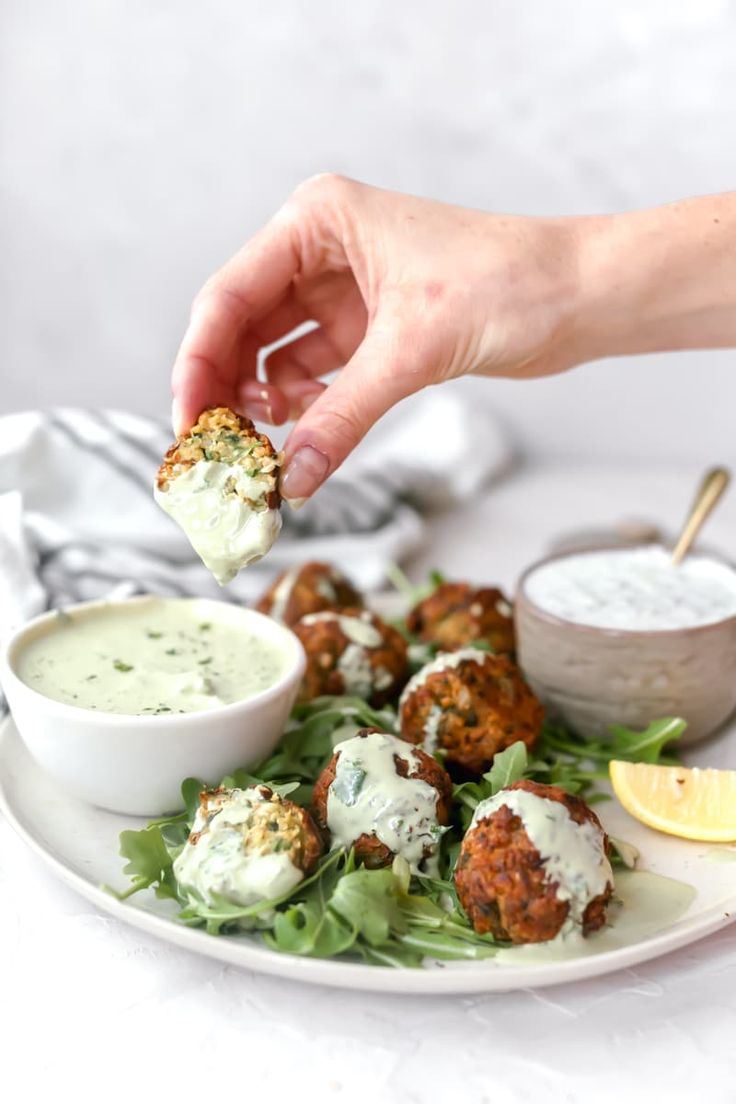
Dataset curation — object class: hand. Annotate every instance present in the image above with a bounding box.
[176,175,692,501]
[170,175,588,501]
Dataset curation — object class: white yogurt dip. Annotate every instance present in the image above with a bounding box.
[470,788,613,931]
[15,598,288,715]
[154,460,281,586]
[524,546,736,631]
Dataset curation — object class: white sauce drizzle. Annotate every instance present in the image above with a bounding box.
[422,704,444,754]
[470,789,613,931]
[300,611,383,648]
[269,568,299,622]
[154,460,282,586]
[495,870,695,963]
[337,643,375,698]
[524,545,736,631]
[326,732,444,873]
[301,611,384,697]
[373,666,394,692]
[173,788,303,908]
[399,646,488,708]
[315,576,339,602]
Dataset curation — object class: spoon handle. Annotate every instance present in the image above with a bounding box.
[671,467,731,566]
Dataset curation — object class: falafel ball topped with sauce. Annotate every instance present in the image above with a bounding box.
[293,608,408,707]
[312,729,452,874]
[407,581,516,655]
[399,648,544,776]
[173,785,323,910]
[256,562,364,626]
[155,406,282,585]
[454,779,614,944]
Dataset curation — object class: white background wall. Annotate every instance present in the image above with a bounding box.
[2,0,735,462]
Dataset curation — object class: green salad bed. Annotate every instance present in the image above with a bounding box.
[112,693,684,968]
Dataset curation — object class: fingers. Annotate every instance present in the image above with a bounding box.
[265,326,345,385]
[280,320,433,502]
[171,209,302,434]
[237,379,291,425]
[171,174,363,435]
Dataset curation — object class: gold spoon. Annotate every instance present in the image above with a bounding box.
[671,466,731,566]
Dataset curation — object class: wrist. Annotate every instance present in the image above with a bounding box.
[571,195,736,364]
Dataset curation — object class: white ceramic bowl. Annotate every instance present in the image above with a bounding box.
[0,596,306,816]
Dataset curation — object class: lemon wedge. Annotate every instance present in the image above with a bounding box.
[609,761,736,842]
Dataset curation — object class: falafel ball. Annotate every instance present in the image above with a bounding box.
[173,784,323,908]
[399,647,543,776]
[155,406,282,585]
[454,779,614,943]
[256,561,364,626]
[293,608,408,707]
[312,728,453,872]
[407,581,515,655]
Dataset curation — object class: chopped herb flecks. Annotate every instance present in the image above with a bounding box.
[113,659,134,673]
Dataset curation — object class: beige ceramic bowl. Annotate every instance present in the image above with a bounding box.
[514,548,736,747]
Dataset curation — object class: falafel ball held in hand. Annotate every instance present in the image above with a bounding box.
[155,406,282,585]
[170,180,736,503]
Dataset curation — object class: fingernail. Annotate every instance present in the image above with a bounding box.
[286,497,308,512]
[281,445,329,501]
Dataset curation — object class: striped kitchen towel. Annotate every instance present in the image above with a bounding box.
[0,385,514,638]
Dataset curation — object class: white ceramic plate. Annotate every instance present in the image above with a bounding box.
[1,714,734,994]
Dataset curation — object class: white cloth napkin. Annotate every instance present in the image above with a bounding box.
[0,386,514,641]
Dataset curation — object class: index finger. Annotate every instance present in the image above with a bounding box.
[171,210,301,434]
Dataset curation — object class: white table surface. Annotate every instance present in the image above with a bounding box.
[2,461,735,1103]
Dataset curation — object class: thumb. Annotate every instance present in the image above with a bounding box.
[279,321,434,503]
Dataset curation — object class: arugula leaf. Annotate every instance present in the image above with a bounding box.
[486,741,528,793]
[386,563,445,607]
[113,827,178,901]
[606,718,686,762]
[538,717,684,767]
[357,941,424,968]
[608,836,640,869]
[330,867,407,946]
[270,899,354,957]
[179,776,204,821]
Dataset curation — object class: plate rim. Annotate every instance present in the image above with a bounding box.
[1,714,734,995]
